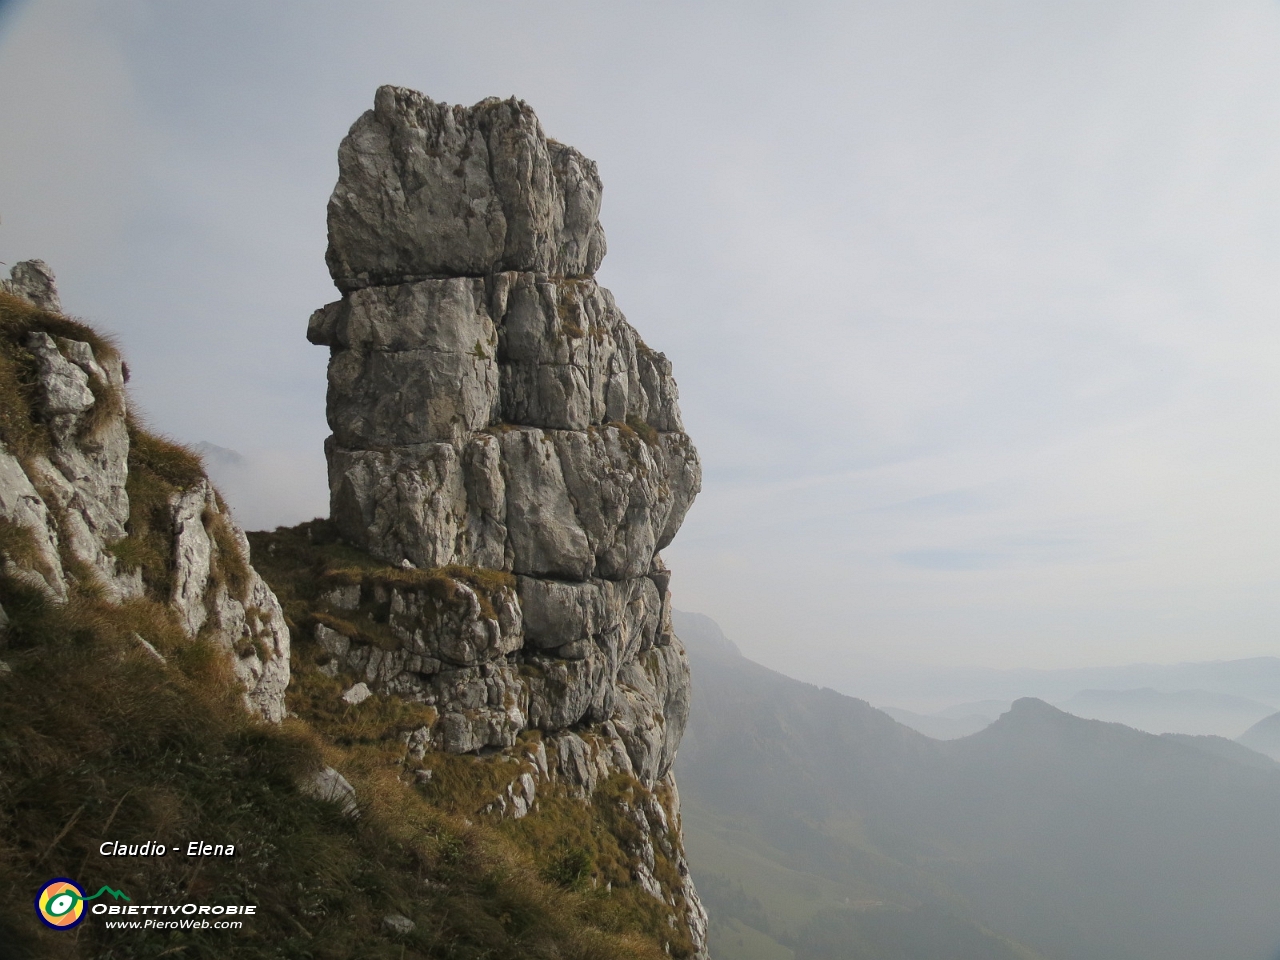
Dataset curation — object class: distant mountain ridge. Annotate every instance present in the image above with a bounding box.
[1056,686,1275,738]
[1239,710,1280,760]
[885,686,1278,741]
[879,704,994,740]
[673,610,1280,960]
[839,655,1280,715]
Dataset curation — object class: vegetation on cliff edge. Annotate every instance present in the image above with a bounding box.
[0,298,676,959]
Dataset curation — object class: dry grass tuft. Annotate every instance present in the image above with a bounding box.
[204,505,252,603]
[108,421,208,599]
[624,414,659,446]
[0,292,124,461]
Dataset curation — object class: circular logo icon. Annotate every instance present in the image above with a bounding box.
[35,878,86,929]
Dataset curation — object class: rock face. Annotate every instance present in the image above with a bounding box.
[310,87,707,956]
[0,262,290,721]
[325,86,607,289]
[1,260,62,313]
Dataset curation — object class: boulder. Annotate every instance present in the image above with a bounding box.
[302,766,359,818]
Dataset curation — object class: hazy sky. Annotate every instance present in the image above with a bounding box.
[4,0,1280,682]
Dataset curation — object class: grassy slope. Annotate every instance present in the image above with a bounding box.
[0,294,677,960]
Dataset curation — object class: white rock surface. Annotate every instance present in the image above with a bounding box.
[326,87,606,289]
[0,260,291,722]
[1,259,61,312]
[341,681,372,705]
[310,91,707,957]
[167,479,290,722]
[302,766,360,818]
[381,913,415,935]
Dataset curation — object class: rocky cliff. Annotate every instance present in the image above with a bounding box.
[304,86,708,953]
[0,263,290,721]
[0,88,707,957]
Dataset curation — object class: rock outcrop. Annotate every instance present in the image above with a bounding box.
[0,262,290,721]
[1,259,61,313]
[309,87,707,955]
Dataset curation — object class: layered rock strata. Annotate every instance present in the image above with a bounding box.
[0,262,290,721]
[309,87,707,954]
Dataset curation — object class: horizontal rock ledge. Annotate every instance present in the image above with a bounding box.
[310,272,683,440]
[326,426,698,580]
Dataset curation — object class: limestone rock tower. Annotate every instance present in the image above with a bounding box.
[308,86,708,955]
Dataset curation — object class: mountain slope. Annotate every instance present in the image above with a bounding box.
[845,656,1280,715]
[1239,710,1280,760]
[879,704,995,740]
[675,611,1280,960]
[673,615,1048,960]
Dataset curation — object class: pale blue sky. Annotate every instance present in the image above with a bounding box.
[4,0,1280,681]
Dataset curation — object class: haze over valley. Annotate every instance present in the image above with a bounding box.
[674,612,1280,960]
[5,4,1280,959]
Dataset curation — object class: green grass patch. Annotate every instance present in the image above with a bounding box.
[0,517,52,584]
[624,414,659,446]
[553,281,589,340]
[205,503,252,603]
[504,775,697,958]
[250,521,515,650]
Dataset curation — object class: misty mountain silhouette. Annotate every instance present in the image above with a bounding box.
[879,704,997,740]
[1239,710,1280,761]
[675,612,1280,960]
[1055,686,1275,737]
